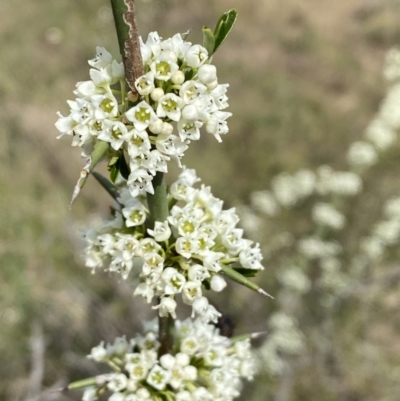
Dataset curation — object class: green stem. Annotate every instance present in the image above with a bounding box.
[110,0,130,57]
[146,172,173,356]
[147,172,169,224]
[111,0,172,359]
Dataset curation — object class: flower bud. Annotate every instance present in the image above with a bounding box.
[161,122,174,136]
[160,354,176,370]
[175,352,190,367]
[207,79,219,90]
[171,70,185,85]
[150,87,164,102]
[210,275,227,292]
[198,64,217,84]
[182,365,198,381]
[149,118,164,134]
[181,104,199,121]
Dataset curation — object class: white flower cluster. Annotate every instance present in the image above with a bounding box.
[84,168,264,322]
[311,202,346,231]
[83,318,255,401]
[297,236,341,260]
[248,168,361,216]
[271,170,316,207]
[56,34,230,197]
[355,48,400,159]
[260,313,304,375]
[358,196,400,263]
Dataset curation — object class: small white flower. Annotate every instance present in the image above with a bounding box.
[347,141,378,167]
[185,44,208,68]
[156,93,184,122]
[88,341,107,362]
[146,364,171,390]
[122,201,147,227]
[125,101,158,131]
[162,267,186,295]
[210,275,227,292]
[107,373,128,392]
[150,53,179,81]
[134,71,155,96]
[82,387,98,401]
[147,220,171,242]
[198,64,217,84]
[89,46,113,69]
[153,297,177,318]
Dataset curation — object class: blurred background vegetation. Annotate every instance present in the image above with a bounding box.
[2,0,400,400]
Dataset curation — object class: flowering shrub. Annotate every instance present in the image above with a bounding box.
[84,168,264,322]
[237,47,400,376]
[55,4,266,401]
[56,32,230,198]
[82,319,255,401]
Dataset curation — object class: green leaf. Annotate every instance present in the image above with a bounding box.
[220,265,273,298]
[202,26,216,55]
[69,140,110,208]
[119,153,130,180]
[233,267,258,277]
[92,172,121,202]
[109,162,120,183]
[68,376,97,390]
[213,9,238,54]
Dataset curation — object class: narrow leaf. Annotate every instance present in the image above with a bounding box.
[68,377,97,390]
[69,140,110,208]
[231,331,268,343]
[109,162,120,183]
[220,265,273,298]
[213,9,238,54]
[202,26,216,55]
[92,172,121,202]
[119,153,130,180]
[233,267,258,277]
[67,373,114,390]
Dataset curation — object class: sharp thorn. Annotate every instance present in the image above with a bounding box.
[258,288,274,299]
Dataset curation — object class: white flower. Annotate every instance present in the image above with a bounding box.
[150,53,179,81]
[135,71,155,96]
[210,275,227,292]
[250,190,279,216]
[347,141,378,167]
[107,373,128,392]
[162,267,186,295]
[82,387,98,401]
[89,46,113,69]
[153,297,177,318]
[205,111,231,142]
[98,120,127,150]
[88,341,107,362]
[179,80,207,104]
[198,64,217,85]
[182,281,202,305]
[156,93,184,121]
[122,202,147,227]
[146,364,171,390]
[365,118,396,150]
[147,220,171,242]
[312,202,346,230]
[125,100,158,131]
[185,45,208,68]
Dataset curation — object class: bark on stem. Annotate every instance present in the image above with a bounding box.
[110,1,172,356]
[110,0,144,92]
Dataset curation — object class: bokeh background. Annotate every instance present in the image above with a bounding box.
[2,0,400,400]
